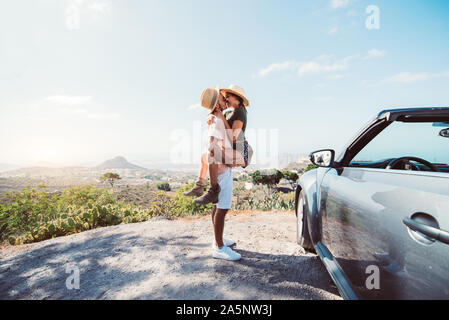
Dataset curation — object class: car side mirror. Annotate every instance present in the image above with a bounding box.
[309,149,336,168]
[439,128,449,138]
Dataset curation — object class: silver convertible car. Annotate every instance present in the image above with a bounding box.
[295,107,449,300]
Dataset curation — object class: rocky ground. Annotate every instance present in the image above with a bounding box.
[0,212,341,300]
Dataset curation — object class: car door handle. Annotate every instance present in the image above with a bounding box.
[403,218,449,245]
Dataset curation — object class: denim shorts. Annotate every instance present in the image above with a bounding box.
[217,168,233,210]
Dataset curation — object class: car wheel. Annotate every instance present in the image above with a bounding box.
[296,190,315,253]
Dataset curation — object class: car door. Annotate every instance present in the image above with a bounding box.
[319,120,449,299]
[320,167,449,299]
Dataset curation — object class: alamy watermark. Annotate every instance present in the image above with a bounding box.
[66,265,80,290]
[366,265,380,290]
[170,121,280,168]
[366,5,380,30]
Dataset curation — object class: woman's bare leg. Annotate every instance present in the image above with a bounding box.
[199,152,209,179]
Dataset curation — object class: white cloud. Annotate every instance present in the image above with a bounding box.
[328,26,339,35]
[255,50,387,78]
[382,71,449,84]
[88,2,112,19]
[43,95,119,119]
[365,49,387,60]
[65,1,83,31]
[330,0,352,9]
[87,112,120,120]
[255,54,360,78]
[65,0,111,30]
[45,95,92,106]
[256,61,299,77]
[298,54,359,76]
[326,74,345,80]
[188,103,202,110]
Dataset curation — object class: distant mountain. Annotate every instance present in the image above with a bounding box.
[283,159,311,172]
[2,166,89,177]
[95,156,146,170]
[0,163,20,173]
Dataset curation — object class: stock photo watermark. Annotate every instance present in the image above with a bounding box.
[170,121,280,168]
[366,5,380,30]
[366,265,380,290]
[65,265,80,290]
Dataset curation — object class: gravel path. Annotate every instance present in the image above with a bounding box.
[0,212,341,300]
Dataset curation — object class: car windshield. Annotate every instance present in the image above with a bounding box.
[352,121,449,165]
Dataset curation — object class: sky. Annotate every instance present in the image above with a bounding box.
[1,0,449,168]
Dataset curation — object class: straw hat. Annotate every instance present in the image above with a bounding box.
[220,85,250,107]
[200,86,220,114]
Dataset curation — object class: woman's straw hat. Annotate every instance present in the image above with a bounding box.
[220,85,250,107]
[200,86,220,114]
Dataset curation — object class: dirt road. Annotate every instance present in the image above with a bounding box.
[0,212,341,300]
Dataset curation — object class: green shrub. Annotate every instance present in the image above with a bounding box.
[99,172,121,187]
[304,163,318,173]
[173,183,213,217]
[0,180,296,247]
[281,170,299,189]
[232,183,295,211]
[0,185,155,245]
[148,191,177,218]
[156,182,171,192]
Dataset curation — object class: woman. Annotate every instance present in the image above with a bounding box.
[184,85,250,206]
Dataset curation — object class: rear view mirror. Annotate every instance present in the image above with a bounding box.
[439,128,449,138]
[310,149,335,168]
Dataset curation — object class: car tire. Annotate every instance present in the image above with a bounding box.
[296,190,316,253]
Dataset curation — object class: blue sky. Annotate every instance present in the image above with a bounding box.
[1,0,448,167]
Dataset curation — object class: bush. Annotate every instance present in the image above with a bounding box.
[249,169,283,188]
[233,186,295,211]
[232,181,295,211]
[173,183,213,217]
[156,182,171,192]
[147,191,177,218]
[0,185,155,245]
[304,163,318,173]
[0,180,296,246]
[281,170,299,189]
[99,172,121,187]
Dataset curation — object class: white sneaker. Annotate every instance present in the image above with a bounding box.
[212,237,236,249]
[213,246,241,261]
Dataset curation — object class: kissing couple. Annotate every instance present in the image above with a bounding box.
[184,85,252,261]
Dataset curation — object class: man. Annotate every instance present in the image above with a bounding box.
[199,87,241,261]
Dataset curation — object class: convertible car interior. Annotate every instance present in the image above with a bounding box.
[346,116,449,173]
[350,159,449,173]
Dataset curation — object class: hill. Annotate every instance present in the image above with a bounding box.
[0,163,20,173]
[2,166,89,178]
[283,159,311,172]
[95,156,146,170]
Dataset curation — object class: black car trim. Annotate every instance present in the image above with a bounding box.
[380,107,449,121]
[314,241,359,300]
[340,119,391,166]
